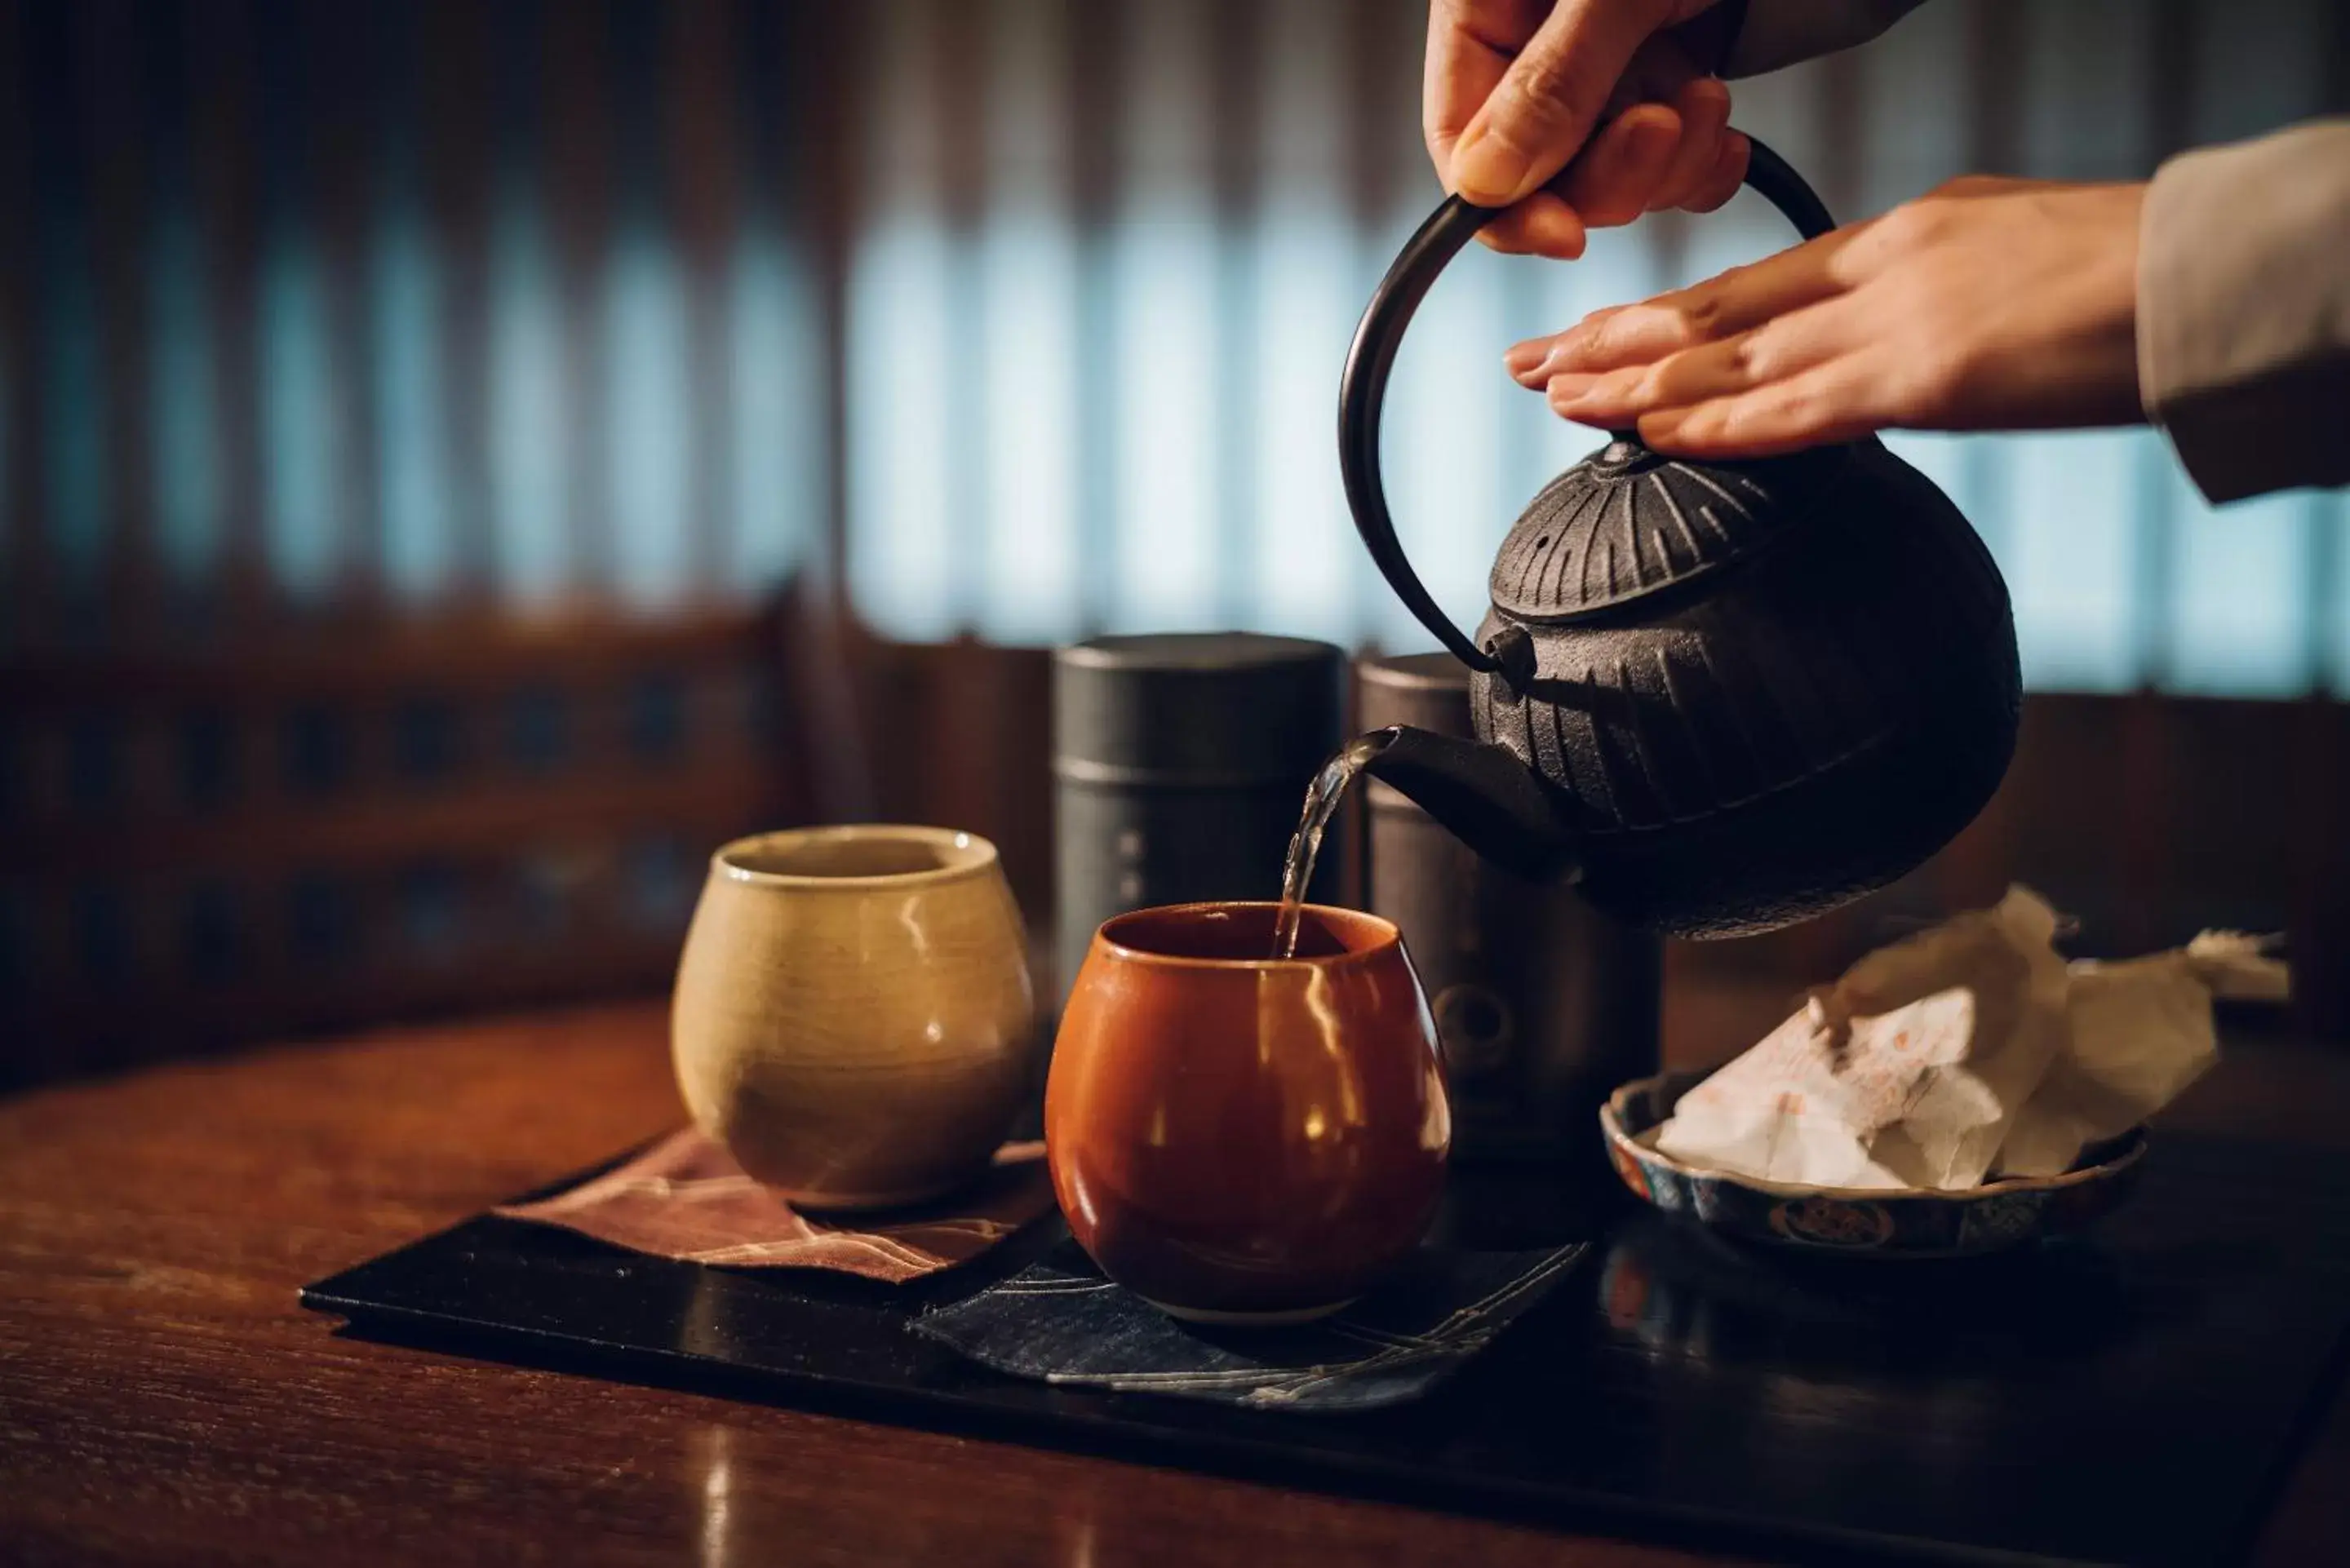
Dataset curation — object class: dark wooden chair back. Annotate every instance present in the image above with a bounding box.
[1,602,811,1090]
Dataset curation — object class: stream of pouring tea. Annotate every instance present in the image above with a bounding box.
[1270,732,1395,959]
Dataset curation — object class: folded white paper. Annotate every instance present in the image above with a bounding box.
[1994,931,2289,1177]
[1652,889,2290,1192]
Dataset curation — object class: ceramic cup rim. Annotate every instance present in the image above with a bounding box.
[712,824,1000,892]
[1094,901,1401,972]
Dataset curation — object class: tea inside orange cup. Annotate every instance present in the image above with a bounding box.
[1045,901,1450,1323]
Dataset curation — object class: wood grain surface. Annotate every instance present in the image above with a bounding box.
[2,995,2346,1568]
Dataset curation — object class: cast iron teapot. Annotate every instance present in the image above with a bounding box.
[1341,140,2020,938]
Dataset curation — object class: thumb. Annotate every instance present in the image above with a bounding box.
[1451,0,1669,207]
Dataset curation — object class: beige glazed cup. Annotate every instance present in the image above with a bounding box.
[672,825,1039,1209]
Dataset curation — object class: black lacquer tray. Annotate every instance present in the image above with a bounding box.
[304,1135,2350,1568]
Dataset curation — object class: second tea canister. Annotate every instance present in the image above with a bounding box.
[1359,652,1661,1163]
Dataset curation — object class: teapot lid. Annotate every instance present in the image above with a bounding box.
[1490,436,1853,623]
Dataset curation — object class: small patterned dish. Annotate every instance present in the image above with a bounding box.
[1600,1072,2148,1258]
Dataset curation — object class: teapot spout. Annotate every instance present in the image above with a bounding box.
[1360,726,1581,884]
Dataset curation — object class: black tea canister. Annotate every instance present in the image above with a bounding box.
[1052,633,1345,1004]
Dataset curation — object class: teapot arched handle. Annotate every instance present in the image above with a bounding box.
[1338,136,1838,675]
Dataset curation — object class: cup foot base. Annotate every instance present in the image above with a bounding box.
[1142,1297,1357,1327]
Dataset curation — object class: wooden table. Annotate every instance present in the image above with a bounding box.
[4,998,2348,1568]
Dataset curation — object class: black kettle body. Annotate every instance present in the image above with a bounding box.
[1340,143,2021,939]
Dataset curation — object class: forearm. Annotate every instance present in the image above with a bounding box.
[2138,118,2350,505]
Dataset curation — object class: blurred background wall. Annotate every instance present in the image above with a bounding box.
[3,0,2347,1087]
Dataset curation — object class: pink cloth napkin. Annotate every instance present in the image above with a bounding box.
[496,1129,1056,1283]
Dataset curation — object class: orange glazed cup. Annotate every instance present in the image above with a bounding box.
[1046,901,1451,1324]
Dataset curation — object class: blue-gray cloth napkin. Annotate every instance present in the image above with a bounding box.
[911,1235,1588,1412]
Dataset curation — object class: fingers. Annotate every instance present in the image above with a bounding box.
[1505,321,1590,380]
[1544,294,1861,423]
[1430,4,1739,254]
[1647,77,1731,211]
[1506,227,1862,384]
[1424,0,1545,180]
[1529,287,1903,459]
[1682,129,1749,213]
[1477,86,1728,253]
[1634,353,1900,458]
[1476,191,1590,259]
[1450,0,1674,206]
[1551,78,1739,228]
[1557,104,1683,228]
[1508,300,1709,384]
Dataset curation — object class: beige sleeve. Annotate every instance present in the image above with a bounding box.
[2138,119,2350,505]
[1720,0,1931,78]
